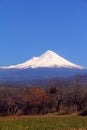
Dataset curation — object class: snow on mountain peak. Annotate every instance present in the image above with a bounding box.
[40,50,59,58]
[42,50,57,56]
[0,50,85,69]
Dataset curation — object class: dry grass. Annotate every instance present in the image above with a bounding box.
[0,115,86,130]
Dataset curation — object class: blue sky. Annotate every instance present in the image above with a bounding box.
[0,0,87,67]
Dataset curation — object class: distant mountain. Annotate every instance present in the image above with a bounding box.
[0,50,85,69]
[0,50,87,84]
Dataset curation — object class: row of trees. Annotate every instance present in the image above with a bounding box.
[0,77,87,116]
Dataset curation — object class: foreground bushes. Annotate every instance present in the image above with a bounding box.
[0,77,87,116]
[79,108,87,116]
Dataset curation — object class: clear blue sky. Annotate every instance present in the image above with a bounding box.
[0,0,87,67]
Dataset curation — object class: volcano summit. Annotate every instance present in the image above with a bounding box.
[0,50,85,69]
[0,50,86,83]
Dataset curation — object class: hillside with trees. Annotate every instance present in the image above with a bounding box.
[0,76,87,116]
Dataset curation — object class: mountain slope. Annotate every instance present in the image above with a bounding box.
[0,50,85,69]
[0,50,87,84]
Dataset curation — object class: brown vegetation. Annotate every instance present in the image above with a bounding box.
[0,76,87,116]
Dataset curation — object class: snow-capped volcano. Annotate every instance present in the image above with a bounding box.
[0,50,85,69]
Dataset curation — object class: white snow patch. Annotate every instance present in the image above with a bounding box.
[0,50,85,69]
